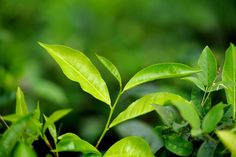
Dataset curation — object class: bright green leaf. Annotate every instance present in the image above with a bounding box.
[164,134,193,156]
[216,130,236,156]
[54,133,101,156]
[197,140,217,157]
[110,92,201,134]
[3,114,22,123]
[39,42,111,106]
[222,44,236,119]
[115,120,163,153]
[96,54,122,88]
[182,76,205,91]
[202,103,225,133]
[103,136,154,157]
[0,114,33,157]
[197,46,217,87]
[44,116,57,144]
[16,87,28,115]
[13,142,37,157]
[123,63,201,92]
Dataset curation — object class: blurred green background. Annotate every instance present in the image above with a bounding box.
[0,0,236,153]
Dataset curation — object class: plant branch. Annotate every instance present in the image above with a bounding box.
[0,114,9,128]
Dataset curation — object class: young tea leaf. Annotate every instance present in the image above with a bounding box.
[202,103,225,133]
[13,142,37,157]
[103,136,154,157]
[164,134,193,156]
[39,42,111,106]
[0,114,33,157]
[110,92,201,134]
[222,44,236,119]
[16,87,28,115]
[197,46,217,87]
[96,54,122,88]
[123,63,201,92]
[54,133,101,156]
[216,130,236,156]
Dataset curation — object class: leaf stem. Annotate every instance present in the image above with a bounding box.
[96,90,123,148]
[0,114,9,129]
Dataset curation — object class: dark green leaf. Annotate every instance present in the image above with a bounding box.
[202,103,225,133]
[123,63,201,92]
[164,134,193,156]
[103,136,154,157]
[197,140,217,157]
[39,42,111,106]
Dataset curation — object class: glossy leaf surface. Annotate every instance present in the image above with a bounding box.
[110,92,200,133]
[39,43,111,105]
[202,103,225,133]
[103,136,154,157]
[54,133,101,156]
[16,87,28,115]
[222,44,236,119]
[123,63,200,92]
[13,142,37,157]
[96,54,122,87]
[197,46,217,86]
[164,134,193,156]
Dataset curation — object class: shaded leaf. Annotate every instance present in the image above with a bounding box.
[103,136,154,157]
[216,130,236,156]
[0,114,33,157]
[96,54,122,88]
[110,92,201,135]
[191,86,203,117]
[164,134,193,156]
[16,87,28,115]
[115,120,163,153]
[202,103,225,133]
[54,133,101,156]
[197,46,217,87]
[39,42,111,106]
[197,140,217,157]
[222,44,236,119]
[13,142,37,157]
[123,63,201,92]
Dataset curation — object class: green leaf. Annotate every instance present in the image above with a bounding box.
[44,116,57,144]
[16,87,28,115]
[182,76,205,91]
[123,63,201,92]
[43,109,71,133]
[202,103,225,133]
[115,120,164,153]
[152,104,182,127]
[3,114,22,123]
[54,133,101,156]
[0,114,33,157]
[197,140,217,157]
[222,44,236,119]
[103,136,154,157]
[96,54,122,88]
[110,92,201,135]
[197,46,217,87]
[190,87,203,117]
[216,130,236,156]
[164,134,193,156]
[13,142,37,157]
[39,42,111,106]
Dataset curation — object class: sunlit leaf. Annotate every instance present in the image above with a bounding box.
[0,114,33,157]
[216,130,236,156]
[123,63,201,92]
[96,54,122,88]
[103,136,154,157]
[202,103,225,133]
[110,92,201,135]
[182,76,205,91]
[115,120,163,153]
[16,87,28,115]
[197,140,217,157]
[164,134,193,156]
[39,42,111,106]
[222,44,236,119]
[13,142,37,157]
[54,133,101,156]
[197,46,217,87]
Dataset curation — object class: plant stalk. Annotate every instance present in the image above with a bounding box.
[96,91,122,148]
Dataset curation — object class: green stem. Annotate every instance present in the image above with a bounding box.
[43,136,59,157]
[96,91,123,148]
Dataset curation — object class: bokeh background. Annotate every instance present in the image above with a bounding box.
[0,0,236,155]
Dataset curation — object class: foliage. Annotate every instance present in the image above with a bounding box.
[0,43,236,156]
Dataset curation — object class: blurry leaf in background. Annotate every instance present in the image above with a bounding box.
[13,142,37,157]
